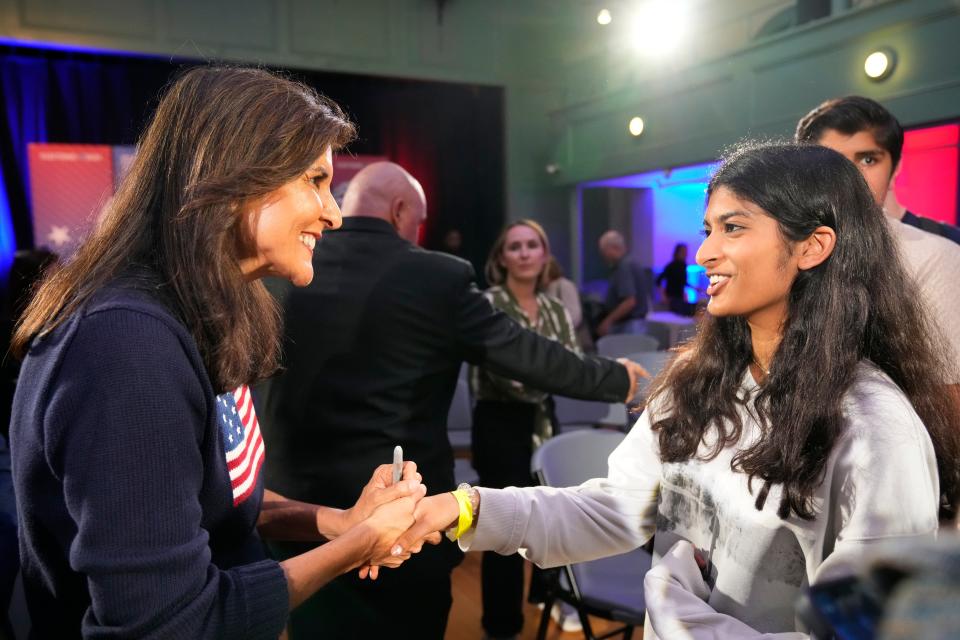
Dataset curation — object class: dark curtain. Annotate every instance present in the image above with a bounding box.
[0,44,505,282]
[288,69,505,279]
[0,50,182,252]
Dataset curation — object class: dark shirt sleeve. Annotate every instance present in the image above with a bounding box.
[46,310,288,639]
[613,260,638,300]
[449,264,628,402]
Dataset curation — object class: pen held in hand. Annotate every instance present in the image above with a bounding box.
[391,445,403,485]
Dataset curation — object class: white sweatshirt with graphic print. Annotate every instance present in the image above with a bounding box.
[460,362,940,639]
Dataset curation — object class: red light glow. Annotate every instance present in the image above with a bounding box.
[894,123,959,225]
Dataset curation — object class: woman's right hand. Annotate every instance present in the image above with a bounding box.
[357,492,459,580]
[359,484,426,562]
[357,492,452,580]
[340,461,423,535]
[279,484,426,610]
[390,493,462,557]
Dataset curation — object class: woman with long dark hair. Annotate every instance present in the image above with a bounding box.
[10,67,428,638]
[399,141,959,638]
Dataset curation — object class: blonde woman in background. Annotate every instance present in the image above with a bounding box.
[472,220,599,638]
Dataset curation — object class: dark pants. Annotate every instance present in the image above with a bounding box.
[268,539,460,640]
[472,400,541,637]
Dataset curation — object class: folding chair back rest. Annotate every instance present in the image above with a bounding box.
[532,429,624,486]
[596,334,659,358]
[553,396,627,431]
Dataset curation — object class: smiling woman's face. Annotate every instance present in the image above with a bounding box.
[238,147,340,287]
[696,186,801,330]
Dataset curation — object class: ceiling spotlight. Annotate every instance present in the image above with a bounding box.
[864,48,896,80]
[597,9,612,25]
[629,117,645,137]
[545,163,561,175]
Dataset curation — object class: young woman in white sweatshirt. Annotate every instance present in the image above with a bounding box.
[396,141,960,639]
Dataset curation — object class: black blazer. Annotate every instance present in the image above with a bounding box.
[256,216,628,512]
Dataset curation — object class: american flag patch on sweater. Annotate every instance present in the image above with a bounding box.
[216,385,265,506]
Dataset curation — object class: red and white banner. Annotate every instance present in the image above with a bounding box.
[28,143,114,257]
[27,144,390,259]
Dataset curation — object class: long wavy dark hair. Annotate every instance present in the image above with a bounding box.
[648,141,960,520]
[12,66,355,391]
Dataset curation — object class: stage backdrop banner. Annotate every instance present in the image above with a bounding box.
[27,145,390,259]
[27,143,114,258]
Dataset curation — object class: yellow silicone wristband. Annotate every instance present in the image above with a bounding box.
[450,489,473,540]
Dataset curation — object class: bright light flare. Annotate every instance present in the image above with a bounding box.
[597,9,612,26]
[628,1,689,55]
[629,117,645,137]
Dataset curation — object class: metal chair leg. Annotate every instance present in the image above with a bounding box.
[578,607,596,640]
[536,597,554,640]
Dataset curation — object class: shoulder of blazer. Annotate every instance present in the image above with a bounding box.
[403,245,476,279]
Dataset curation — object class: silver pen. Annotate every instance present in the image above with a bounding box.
[392,445,403,485]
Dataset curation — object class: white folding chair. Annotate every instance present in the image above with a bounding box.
[531,430,651,640]
[446,378,478,485]
[553,395,628,432]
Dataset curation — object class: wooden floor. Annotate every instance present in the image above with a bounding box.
[446,551,622,640]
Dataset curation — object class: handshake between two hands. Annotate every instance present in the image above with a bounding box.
[336,358,649,581]
[342,461,462,581]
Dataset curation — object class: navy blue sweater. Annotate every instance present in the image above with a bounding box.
[10,285,288,638]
